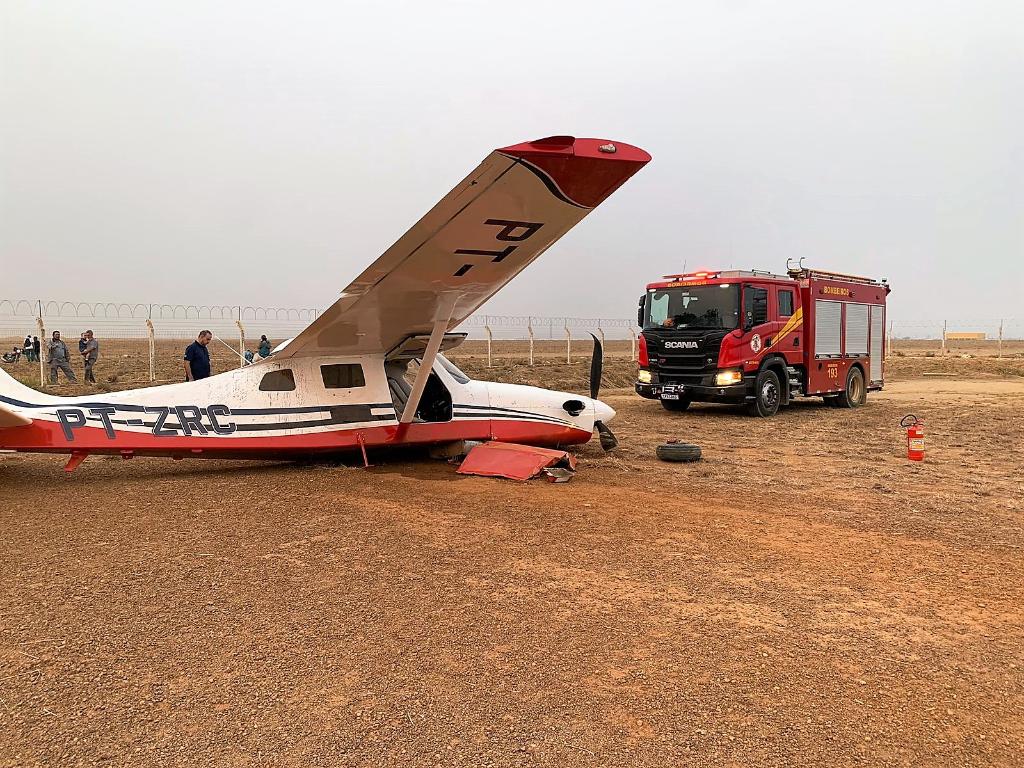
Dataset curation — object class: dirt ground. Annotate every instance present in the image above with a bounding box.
[1,357,1022,766]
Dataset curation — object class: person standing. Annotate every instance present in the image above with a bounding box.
[32,336,41,363]
[183,330,213,382]
[258,335,272,358]
[23,335,33,362]
[47,331,77,384]
[81,330,99,383]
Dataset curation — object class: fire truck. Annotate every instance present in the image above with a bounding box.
[635,262,891,416]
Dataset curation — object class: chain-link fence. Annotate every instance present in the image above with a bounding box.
[2,297,1020,388]
[0,299,643,386]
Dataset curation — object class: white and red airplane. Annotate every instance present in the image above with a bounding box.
[0,136,650,471]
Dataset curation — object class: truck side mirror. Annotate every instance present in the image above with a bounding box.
[743,310,754,333]
[637,295,645,327]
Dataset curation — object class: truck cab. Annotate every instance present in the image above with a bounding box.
[635,267,889,416]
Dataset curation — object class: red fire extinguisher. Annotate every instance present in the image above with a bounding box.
[901,414,925,461]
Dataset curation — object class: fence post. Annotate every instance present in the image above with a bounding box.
[941,320,947,355]
[236,320,246,368]
[597,323,606,350]
[565,323,571,364]
[629,327,637,361]
[527,320,534,366]
[998,319,1003,358]
[36,314,45,387]
[484,319,493,368]
[146,319,156,382]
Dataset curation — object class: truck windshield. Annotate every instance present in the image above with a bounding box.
[644,284,740,330]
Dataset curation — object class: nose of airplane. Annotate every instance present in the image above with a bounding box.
[594,399,616,424]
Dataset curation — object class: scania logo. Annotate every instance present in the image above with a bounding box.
[664,340,698,349]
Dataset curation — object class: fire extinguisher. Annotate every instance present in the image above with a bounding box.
[900,414,925,461]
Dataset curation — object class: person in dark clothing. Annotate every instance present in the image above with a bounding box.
[32,336,41,362]
[183,331,213,381]
[258,335,272,358]
[23,335,33,362]
[47,331,77,384]
[81,330,99,383]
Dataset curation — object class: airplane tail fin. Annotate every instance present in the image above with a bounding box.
[0,403,32,428]
[0,364,54,408]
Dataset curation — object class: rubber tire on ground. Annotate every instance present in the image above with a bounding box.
[747,368,782,417]
[835,367,867,408]
[655,442,702,462]
[660,396,692,412]
[823,395,841,407]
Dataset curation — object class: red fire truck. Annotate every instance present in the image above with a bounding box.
[635,262,891,416]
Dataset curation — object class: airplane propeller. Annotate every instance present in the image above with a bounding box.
[589,334,618,451]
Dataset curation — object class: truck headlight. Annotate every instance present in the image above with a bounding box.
[637,369,652,384]
[715,370,742,386]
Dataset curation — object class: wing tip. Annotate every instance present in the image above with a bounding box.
[497,135,651,208]
[498,136,652,164]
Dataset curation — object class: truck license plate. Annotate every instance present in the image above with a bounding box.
[661,392,680,401]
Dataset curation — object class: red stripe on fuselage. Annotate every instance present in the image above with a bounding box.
[0,418,592,459]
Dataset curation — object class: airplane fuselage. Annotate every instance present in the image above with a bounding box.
[0,354,613,462]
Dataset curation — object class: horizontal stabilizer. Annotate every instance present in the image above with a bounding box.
[0,405,32,429]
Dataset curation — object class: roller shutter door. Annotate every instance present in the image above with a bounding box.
[846,303,869,356]
[814,300,842,358]
[870,305,885,382]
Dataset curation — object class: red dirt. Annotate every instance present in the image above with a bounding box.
[1,373,1022,766]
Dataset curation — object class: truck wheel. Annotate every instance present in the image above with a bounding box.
[660,397,692,412]
[823,395,841,407]
[835,367,866,408]
[656,442,702,462]
[747,369,781,417]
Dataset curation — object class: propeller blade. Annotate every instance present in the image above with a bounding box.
[588,333,603,400]
[595,420,618,451]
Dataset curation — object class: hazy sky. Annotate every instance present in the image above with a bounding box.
[2,1,1021,331]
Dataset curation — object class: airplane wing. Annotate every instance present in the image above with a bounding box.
[277,136,650,359]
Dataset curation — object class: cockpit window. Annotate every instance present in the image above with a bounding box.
[437,354,471,384]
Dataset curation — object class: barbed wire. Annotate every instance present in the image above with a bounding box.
[1,297,1021,340]
[0,299,320,322]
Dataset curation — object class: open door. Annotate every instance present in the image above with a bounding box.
[384,359,452,423]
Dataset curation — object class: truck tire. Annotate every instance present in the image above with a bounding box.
[747,368,782,417]
[656,442,702,462]
[660,396,692,412]
[835,367,867,408]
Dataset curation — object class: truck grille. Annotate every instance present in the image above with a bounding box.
[643,329,727,379]
[656,352,713,374]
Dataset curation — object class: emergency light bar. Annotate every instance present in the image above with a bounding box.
[661,270,720,280]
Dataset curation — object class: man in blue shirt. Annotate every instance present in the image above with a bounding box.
[183,330,213,381]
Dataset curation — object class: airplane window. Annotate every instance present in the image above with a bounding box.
[437,354,471,384]
[259,369,296,392]
[321,364,366,389]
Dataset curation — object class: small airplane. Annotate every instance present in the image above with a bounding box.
[0,136,650,471]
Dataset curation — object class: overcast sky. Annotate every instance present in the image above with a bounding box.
[2,1,1021,330]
